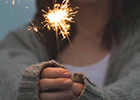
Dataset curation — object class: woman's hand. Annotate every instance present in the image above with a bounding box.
[39,67,84,100]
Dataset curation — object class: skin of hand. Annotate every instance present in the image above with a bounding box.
[39,67,84,100]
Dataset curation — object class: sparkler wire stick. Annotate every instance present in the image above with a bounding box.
[41,0,78,59]
[55,29,61,61]
[53,0,61,59]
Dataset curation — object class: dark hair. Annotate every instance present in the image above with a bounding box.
[32,0,124,60]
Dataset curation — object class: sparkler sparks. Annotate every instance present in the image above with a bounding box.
[28,19,44,39]
[41,0,78,45]
[28,0,78,46]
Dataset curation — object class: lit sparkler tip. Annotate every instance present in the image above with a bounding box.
[41,0,78,45]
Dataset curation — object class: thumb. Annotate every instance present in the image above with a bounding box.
[71,83,84,96]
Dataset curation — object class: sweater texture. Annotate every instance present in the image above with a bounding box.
[1,1,140,100]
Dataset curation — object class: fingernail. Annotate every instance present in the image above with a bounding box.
[63,72,71,78]
[64,91,73,99]
[63,79,72,87]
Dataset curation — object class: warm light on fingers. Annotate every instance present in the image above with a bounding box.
[71,83,84,96]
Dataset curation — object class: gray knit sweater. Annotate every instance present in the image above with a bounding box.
[1,14,140,100]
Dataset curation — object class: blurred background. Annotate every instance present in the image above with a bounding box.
[0,0,36,40]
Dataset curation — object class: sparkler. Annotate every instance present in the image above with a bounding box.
[41,0,78,46]
[28,0,78,47]
[28,19,44,39]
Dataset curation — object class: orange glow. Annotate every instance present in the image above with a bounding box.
[41,0,78,45]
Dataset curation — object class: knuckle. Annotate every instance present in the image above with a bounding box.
[57,67,65,72]
[62,70,71,78]
[56,78,73,90]
[63,70,71,74]
[55,68,67,77]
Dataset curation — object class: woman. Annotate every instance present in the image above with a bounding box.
[1,0,140,100]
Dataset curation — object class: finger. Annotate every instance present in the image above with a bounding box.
[71,83,84,96]
[40,67,71,78]
[40,90,74,100]
[39,78,73,91]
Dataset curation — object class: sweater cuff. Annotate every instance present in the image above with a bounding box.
[17,60,66,100]
[72,73,109,100]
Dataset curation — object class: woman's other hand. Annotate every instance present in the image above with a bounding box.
[39,67,84,100]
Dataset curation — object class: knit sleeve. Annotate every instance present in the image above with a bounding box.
[17,60,66,100]
[0,25,48,100]
[73,55,140,100]
[17,60,108,100]
[17,59,140,100]
[71,73,109,100]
